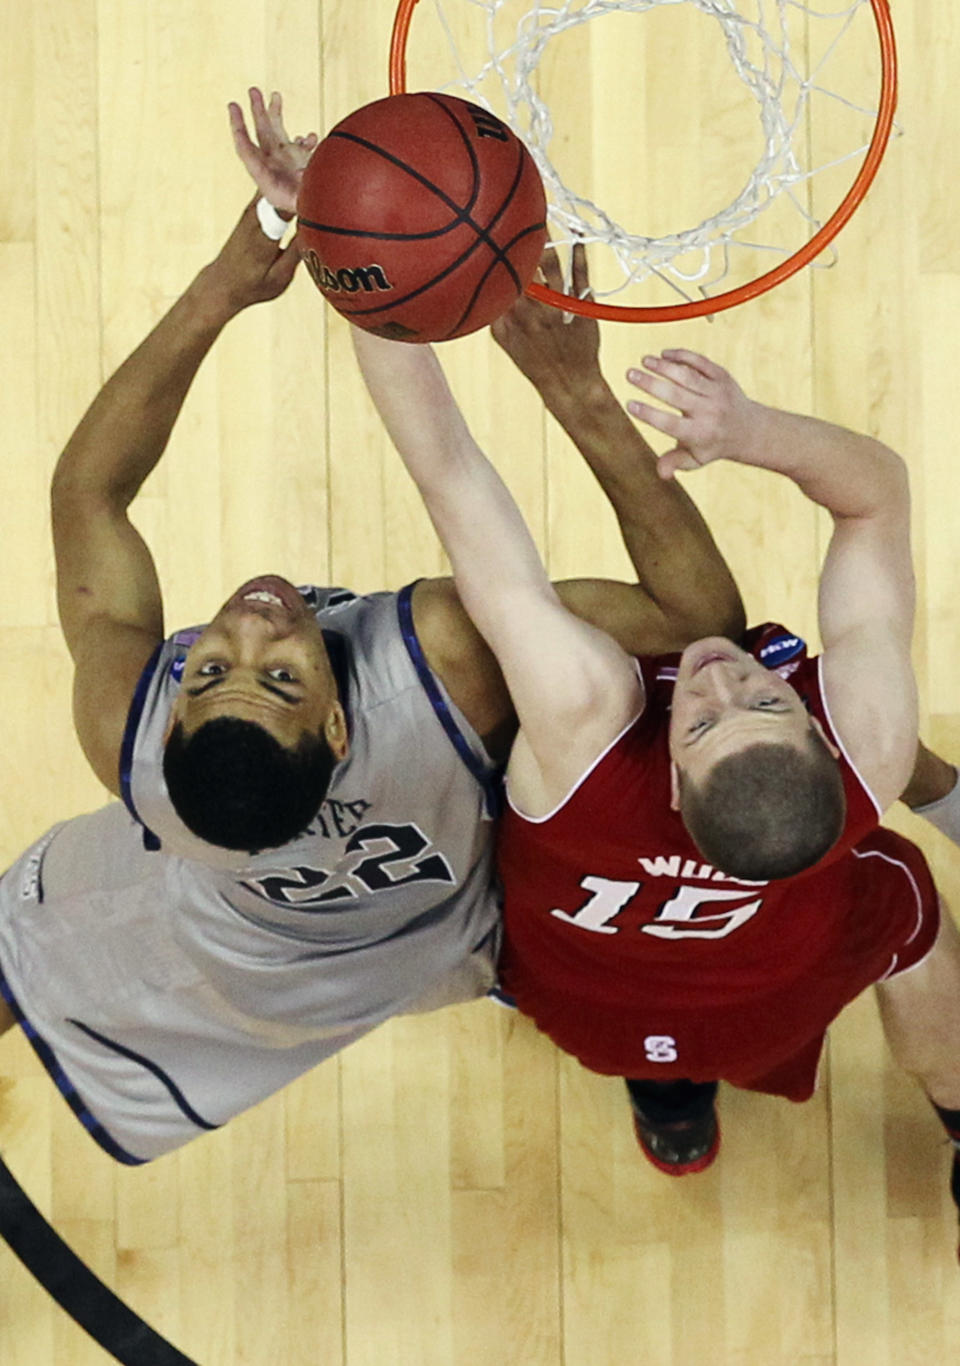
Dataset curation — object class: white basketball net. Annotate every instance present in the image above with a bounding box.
[419,0,887,305]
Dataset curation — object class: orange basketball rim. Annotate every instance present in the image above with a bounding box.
[389,0,898,323]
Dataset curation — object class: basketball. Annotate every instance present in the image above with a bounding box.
[295,92,548,343]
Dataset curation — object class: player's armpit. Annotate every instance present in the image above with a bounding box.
[900,741,958,811]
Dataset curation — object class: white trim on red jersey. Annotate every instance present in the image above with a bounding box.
[852,844,930,980]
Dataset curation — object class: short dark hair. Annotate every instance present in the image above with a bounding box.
[163,717,338,852]
[678,730,846,881]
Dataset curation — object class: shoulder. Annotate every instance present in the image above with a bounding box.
[505,683,655,826]
[506,650,645,820]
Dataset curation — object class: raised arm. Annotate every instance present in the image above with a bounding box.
[53,199,301,793]
[352,327,642,807]
[627,349,916,809]
[491,248,744,650]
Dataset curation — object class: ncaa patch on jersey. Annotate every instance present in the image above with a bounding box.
[759,631,805,670]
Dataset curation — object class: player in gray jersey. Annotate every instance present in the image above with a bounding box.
[0,586,503,1162]
[0,93,743,1162]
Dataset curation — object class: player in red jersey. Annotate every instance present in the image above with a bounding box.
[353,333,960,1255]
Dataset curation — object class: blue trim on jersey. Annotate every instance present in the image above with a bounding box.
[66,1020,221,1134]
[119,643,163,852]
[396,583,501,819]
[0,963,147,1166]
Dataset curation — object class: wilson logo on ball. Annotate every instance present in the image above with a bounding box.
[302,250,394,295]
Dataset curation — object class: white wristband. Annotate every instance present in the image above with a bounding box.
[256,196,293,241]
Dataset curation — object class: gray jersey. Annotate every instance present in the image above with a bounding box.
[0,585,501,1162]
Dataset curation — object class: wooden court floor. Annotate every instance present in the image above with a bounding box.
[1,1,960,1361]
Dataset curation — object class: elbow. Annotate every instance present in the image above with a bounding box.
[872,442,911,513]
[890,448,911,507]
[50,478,122,553]
[51,451,92,511]
[830,442,911,528]
[51,458,132,521]
[50,464,91,528]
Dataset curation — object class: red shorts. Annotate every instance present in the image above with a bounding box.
[502,828,941,1102]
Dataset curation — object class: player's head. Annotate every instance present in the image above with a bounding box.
[668,638,846,881]
[163,576,348,851]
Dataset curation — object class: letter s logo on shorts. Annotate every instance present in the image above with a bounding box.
[643,1035,679,1063]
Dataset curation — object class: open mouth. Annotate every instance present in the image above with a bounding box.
[230,575,303,615]
[243,590,285,607]
[693,651,735,675]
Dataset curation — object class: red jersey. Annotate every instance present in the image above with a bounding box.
[497,626,940,1101]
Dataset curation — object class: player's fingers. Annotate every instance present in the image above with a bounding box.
[229,104,264,167]
[248,85,270,120]
[626,366,696,415]
[625,398,685,439]
[571,240,592,299]
[659,348,727,383]
[267,90,294,143]
[250,86,280,152]
[642,352,716,397]
[656,446,703,480]
[249,86,272,138]
[228,102,249,142]
[535,242,564,292]
[267,240,302,290]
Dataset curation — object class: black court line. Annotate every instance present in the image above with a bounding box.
[0,1154,198,1365]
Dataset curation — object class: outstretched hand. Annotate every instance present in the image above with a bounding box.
[491,242,602,399]
[626,349,761,480]
[228,87,318,216]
